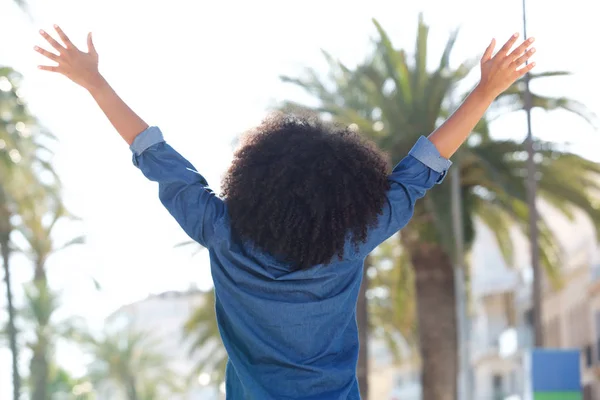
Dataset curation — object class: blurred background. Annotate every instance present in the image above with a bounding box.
[1,0,600,399]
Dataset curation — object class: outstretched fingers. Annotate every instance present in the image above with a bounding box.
[54,25,75,48]
[34,26,100,82]
[37,65,60,72]
[511,47,536,68]
[493,34,536,75]
[509,37,535,59]
[478,31,537,95]
[495,33,520,59]
[39,29,64,53]
[34,46,59,62]
[35,36,62,72]
[36,29,65,72]
[36,25,79,73]
[517,62,536,77]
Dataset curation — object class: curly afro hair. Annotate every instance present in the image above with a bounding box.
[222,113,391,270]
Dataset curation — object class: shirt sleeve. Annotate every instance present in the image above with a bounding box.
[130,126,226,248]
[351,136,452,258]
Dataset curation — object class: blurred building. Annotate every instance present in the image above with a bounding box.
[386,200,600,400]
[469,201,600,399]
[103,287,223,400]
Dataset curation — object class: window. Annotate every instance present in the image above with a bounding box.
[584,344,593,368]
[492,374,504,400]
[595,311,600,363]
[492,374,503,389]
[595,311,600,340]
[524,309,534,326]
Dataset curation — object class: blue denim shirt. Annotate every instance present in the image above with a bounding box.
[131,127,451,399]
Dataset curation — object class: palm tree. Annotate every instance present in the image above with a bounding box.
[0,186,19,400]
[14,193,84,400]
[82,325,183,400]
[16,190,83,282]
[0,65,57,400]
[46,366,93,400]
[20,281,87,400]
[280,15,600,400]
[3,2,56,397]
[24,282,55,400]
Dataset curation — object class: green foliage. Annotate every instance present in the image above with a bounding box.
[80,324,185,400]
[33,363,96,399]
[1,63,89,400]
[1,65,59,400]
[20,281,88,400]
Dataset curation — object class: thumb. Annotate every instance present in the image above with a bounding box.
[481,38,495,64]
[87,32,97,55]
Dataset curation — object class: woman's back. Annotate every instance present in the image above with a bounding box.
[210,224,364,399]
[130,124,451,398]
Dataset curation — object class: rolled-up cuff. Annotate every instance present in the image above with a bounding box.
[130,126,165,156]
[408,136,452,182]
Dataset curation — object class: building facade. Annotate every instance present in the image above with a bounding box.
[386,200,600,399]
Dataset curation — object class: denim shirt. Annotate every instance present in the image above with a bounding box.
[131,127,451,399]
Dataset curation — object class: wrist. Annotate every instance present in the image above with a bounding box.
[471,83,498,105]
[85,73,108,95]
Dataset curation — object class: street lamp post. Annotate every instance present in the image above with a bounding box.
[521,0,544,348]
[451,162,472,400]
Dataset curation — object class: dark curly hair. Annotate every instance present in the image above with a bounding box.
[222,113,391,270]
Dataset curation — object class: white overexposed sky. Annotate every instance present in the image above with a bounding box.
[1,0,599,394]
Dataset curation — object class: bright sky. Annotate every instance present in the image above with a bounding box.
[1,0,599,395]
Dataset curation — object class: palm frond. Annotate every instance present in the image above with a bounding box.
[491,75,599,127]
[82,324,183,398]
[473,199,515,265]
[372,18,412,108]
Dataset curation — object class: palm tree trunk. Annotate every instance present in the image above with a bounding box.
[125,377,139,400]
[33,260,46,283]
[0,184,20,400]
[356,258,370,399]
[30,343,48,400]
[30,255,50,399]
[411,242,457,400]
[30,277,50,400]
[1,237,21,400]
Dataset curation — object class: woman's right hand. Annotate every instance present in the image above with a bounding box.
[35,25,105,91]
